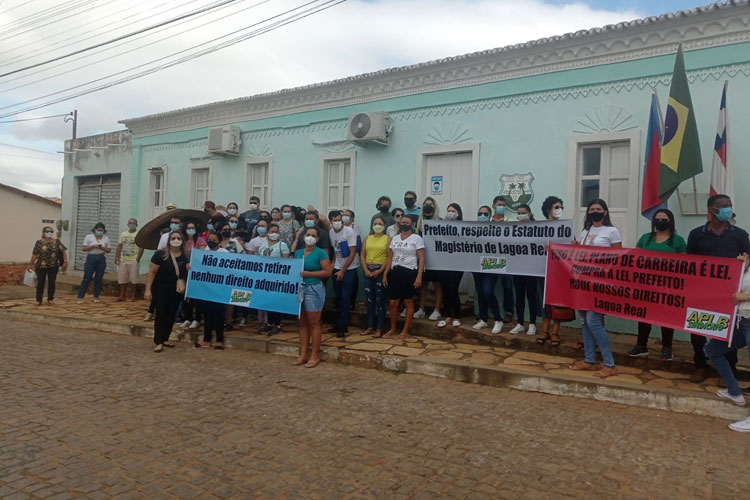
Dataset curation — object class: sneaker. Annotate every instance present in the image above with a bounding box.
[728,417,750,432]
[179,320,191,328]
[451,320,461,327]
[437,320,447,328]
[627,345,649,358]
[189,320,199,329]
[526,324,536,335]
[428,310,442,321]
[267,326,281,336]
[153,344,163,353]
[717,389,746,406]
[491,321,503,334]
[143,312,153,321]
[659,346,673,362]
[93,298,100,303]
[399,309,406,318]
[472,320,488,330]
[413,308,426,319]
[239,318,247,326]
[510,323,525,334]
[77,299,83,305]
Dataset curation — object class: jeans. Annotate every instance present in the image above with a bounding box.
[439,270,463,318]
[692,331,738,371]
[364,270,386,331]
[513,275,538,324]
[333,268,356,331]
[705,318,750,396]
[78,254,106,299]
[582,311,615,368]
[473,272,501,322]
[35,267,58,303]
[500,275,514,317]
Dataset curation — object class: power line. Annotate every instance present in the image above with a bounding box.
[0,113,69,123]
[0,152,62,162]
[0,142,61,156]
[0,0,110,40]
[0,0,235,78]
[0,0,37,16]
[0,0,83,32]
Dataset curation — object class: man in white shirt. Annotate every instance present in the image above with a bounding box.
[157,216,183,250]
[328,210,359,337]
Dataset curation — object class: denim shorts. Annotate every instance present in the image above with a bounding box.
[302,282,326,312]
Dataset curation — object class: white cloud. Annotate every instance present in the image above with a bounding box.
[0,0,641,197]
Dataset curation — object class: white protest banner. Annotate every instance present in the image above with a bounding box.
[421,219,575,276]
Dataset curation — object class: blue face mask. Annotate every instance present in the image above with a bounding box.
[170,223,180,232]
[229,222,238,229]
[186,228,196,236]
[305,220,315,228]
[716,206,733,222]
[478,214,490,222]
[257,227,267,236]
[495,205,506,215]
[282,212,292,220]
[94,230,104,236]
[206,223,214,231]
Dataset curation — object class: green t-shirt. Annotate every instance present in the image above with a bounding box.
[295,246,329,285]
[636,232,687,253]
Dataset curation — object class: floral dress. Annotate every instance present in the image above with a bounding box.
[32,239,66,269]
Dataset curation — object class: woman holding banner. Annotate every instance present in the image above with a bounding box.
[491,196,515,322]
[294,227,333,368]
[196,232,227,350]
[259,224,291,336]
[627,209,686,361]
[415,197,442,321]
[472,206,504,334]
[569,199,621,378]
[538,196,565,346]
[437,203,464,328]
[509,204,539,335]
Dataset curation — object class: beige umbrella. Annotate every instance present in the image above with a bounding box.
[135,208,209,250]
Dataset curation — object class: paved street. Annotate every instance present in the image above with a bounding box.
[1,319,748,499]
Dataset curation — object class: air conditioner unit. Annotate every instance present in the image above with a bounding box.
[347,111,389,144]
[208,126,241,155]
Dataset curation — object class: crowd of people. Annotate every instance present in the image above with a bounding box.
[27,191,750,429]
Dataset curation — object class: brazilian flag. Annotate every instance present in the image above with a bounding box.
[659,44,703,200]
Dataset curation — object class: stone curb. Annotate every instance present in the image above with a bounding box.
[4,308,746,421]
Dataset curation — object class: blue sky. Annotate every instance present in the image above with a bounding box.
[552,0,711,16]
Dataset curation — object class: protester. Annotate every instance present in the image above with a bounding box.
[569,198,621,378]
[293,227,333,367]
[228,215,241,235]
[224,202,240,220]
[76,222,111,304]
[491,195,515,322]
[158,216,183,250]
[342,209,362,309]
[179,221,206,329]
[144,230,188,353]
[403,190,420,217]
[246,219,269,255]
[472,205,504,334]
[508,204,538,335]
[184,221,207,253]
[259,224,291,335]
[383,214,424,339]
[415,196,442,320]
[278,204,301,249]
[437,203,464,328]
[626,209,686,361]
[217,221,244,254]
[203,201,227,232]
[538,196,565,345]
[114,218,143,302]
[239,196,262,236]
[686,194,750,383]
[361,216,390,336]
[387,208,404,238]
[292,211,331,255]
[271,207,281,223]
[372,196,394,228]
[29,226,67,306]
[196,232,227,349]
[328,210,358,337]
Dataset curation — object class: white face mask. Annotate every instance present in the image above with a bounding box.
[169,239,182,248]
[268,233,280,241]
[517,214,530,221]
[342,215,351,224]
[249,203,258,211]
[304,235,317,246]
[332,221,343,230]
[372,224,385,234]
[445,212,458,220]
[552,207,563,219]
[44,231,54,237]
[228,209,237,215]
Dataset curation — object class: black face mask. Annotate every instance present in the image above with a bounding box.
[423,205,434,216]
[379,205,390,214]
[404,197,415,208]
[237,232,249,240]
[221,230,231,238]
[653,219,670,232]
[400,223,412,232]
[207,240,219,250]
[588,212,605,223]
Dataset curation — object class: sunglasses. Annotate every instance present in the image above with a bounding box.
[477,212,490,217]
[654,218,670,223]
[394,214,402,218]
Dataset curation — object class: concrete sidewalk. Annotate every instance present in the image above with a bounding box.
[1,287,748,421]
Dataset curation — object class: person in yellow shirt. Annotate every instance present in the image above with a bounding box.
[115,218,144,301]
[360,216,390,336]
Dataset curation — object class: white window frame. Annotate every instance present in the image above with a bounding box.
[244,157,273,210]
[147,167,167,218]
[190,164,212,209]
[566,129,641,244]
[416,143,481,215]
[319,152,356,212]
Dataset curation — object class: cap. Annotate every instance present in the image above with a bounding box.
[204,200,216,209]
[166,202,177,210]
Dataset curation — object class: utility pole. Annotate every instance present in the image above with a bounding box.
[64,110,77,141]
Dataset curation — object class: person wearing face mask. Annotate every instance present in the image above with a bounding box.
[246,219,269,255]
[436,203,465,328]
[115,218,144,302]
[77,222,111,304]
[178,222,207,330]
[277,204,301,249]
[158,216,183,250]
[292,211,332,257]
[239,196,262,236]
[383,214,424,339]
[686,194,750,383]
[203,201,227,235]
[271,207,281,223]
[403,191,420,217]
[342,209,362,309]
[259,223,291,335]
[361,216,391,336]
[328,210,359,337]
[509,204,539,336]
[293,227,333,368]
[215,221,244,331]
[414,197,442,321]
[29,226,67,306]
[569,198,621,378]
[251,211,272,238]
[195,232,226,349]
[387,208,404,238]
[472,206,504,334]
[490,196,516,323]
[625,209,686,361]
[372,196,394,228]
[145,231,189,353]
[538,196,565,346]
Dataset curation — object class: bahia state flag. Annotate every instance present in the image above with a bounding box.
[659,44,703,200]
[641,91,666,220]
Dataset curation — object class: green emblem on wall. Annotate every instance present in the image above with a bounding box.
[499,173,534,212]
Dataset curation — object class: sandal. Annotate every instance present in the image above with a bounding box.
[304,359,320,368]
[292,358,308,366]
[550,334,561,347]
[373,331,384,338]
[362,329,374,336]
[569,360,597,371]
[593,366,618,378]
[214,345,224,351]
[536,333,550,344]
[163,343,175,348]
[571,341,584,350]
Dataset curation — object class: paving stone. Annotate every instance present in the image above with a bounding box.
[424,350,464,360]
[513,351,576,365]
[649,369,689,380]
[606,374,643,385]
[645,378,675,388]
[389,346,424,357]
[469,353,498,366]
[454,343,490,350]
[503,357,538,366]
[677,383,706,392]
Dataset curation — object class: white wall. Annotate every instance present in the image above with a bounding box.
[0,187,61,262]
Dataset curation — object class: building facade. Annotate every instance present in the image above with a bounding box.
[1,183,61,263]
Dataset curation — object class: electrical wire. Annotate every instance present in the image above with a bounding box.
[0,112,69,123]
[0,142,61,155]
[0,152,62,162]
[0,0,346,118]
[0,0,235,77]
[0,0,111,40]
[0,0,85,32]
[0,0,37,16]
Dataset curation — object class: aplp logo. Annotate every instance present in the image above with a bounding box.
[684,307,730,336]
[230,289,252,307]
[480,256,507,272]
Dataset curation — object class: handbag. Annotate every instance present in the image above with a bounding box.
[171,253,186,294]
[550,305,576,322]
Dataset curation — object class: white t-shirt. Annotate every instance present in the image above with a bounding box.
[390,233,425,270]
[579,225,622,247]
[329,226,360,270]
[245,236,267,255]
[83,234,111,255]
[157,232,169,250]
[387,224,398,238]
